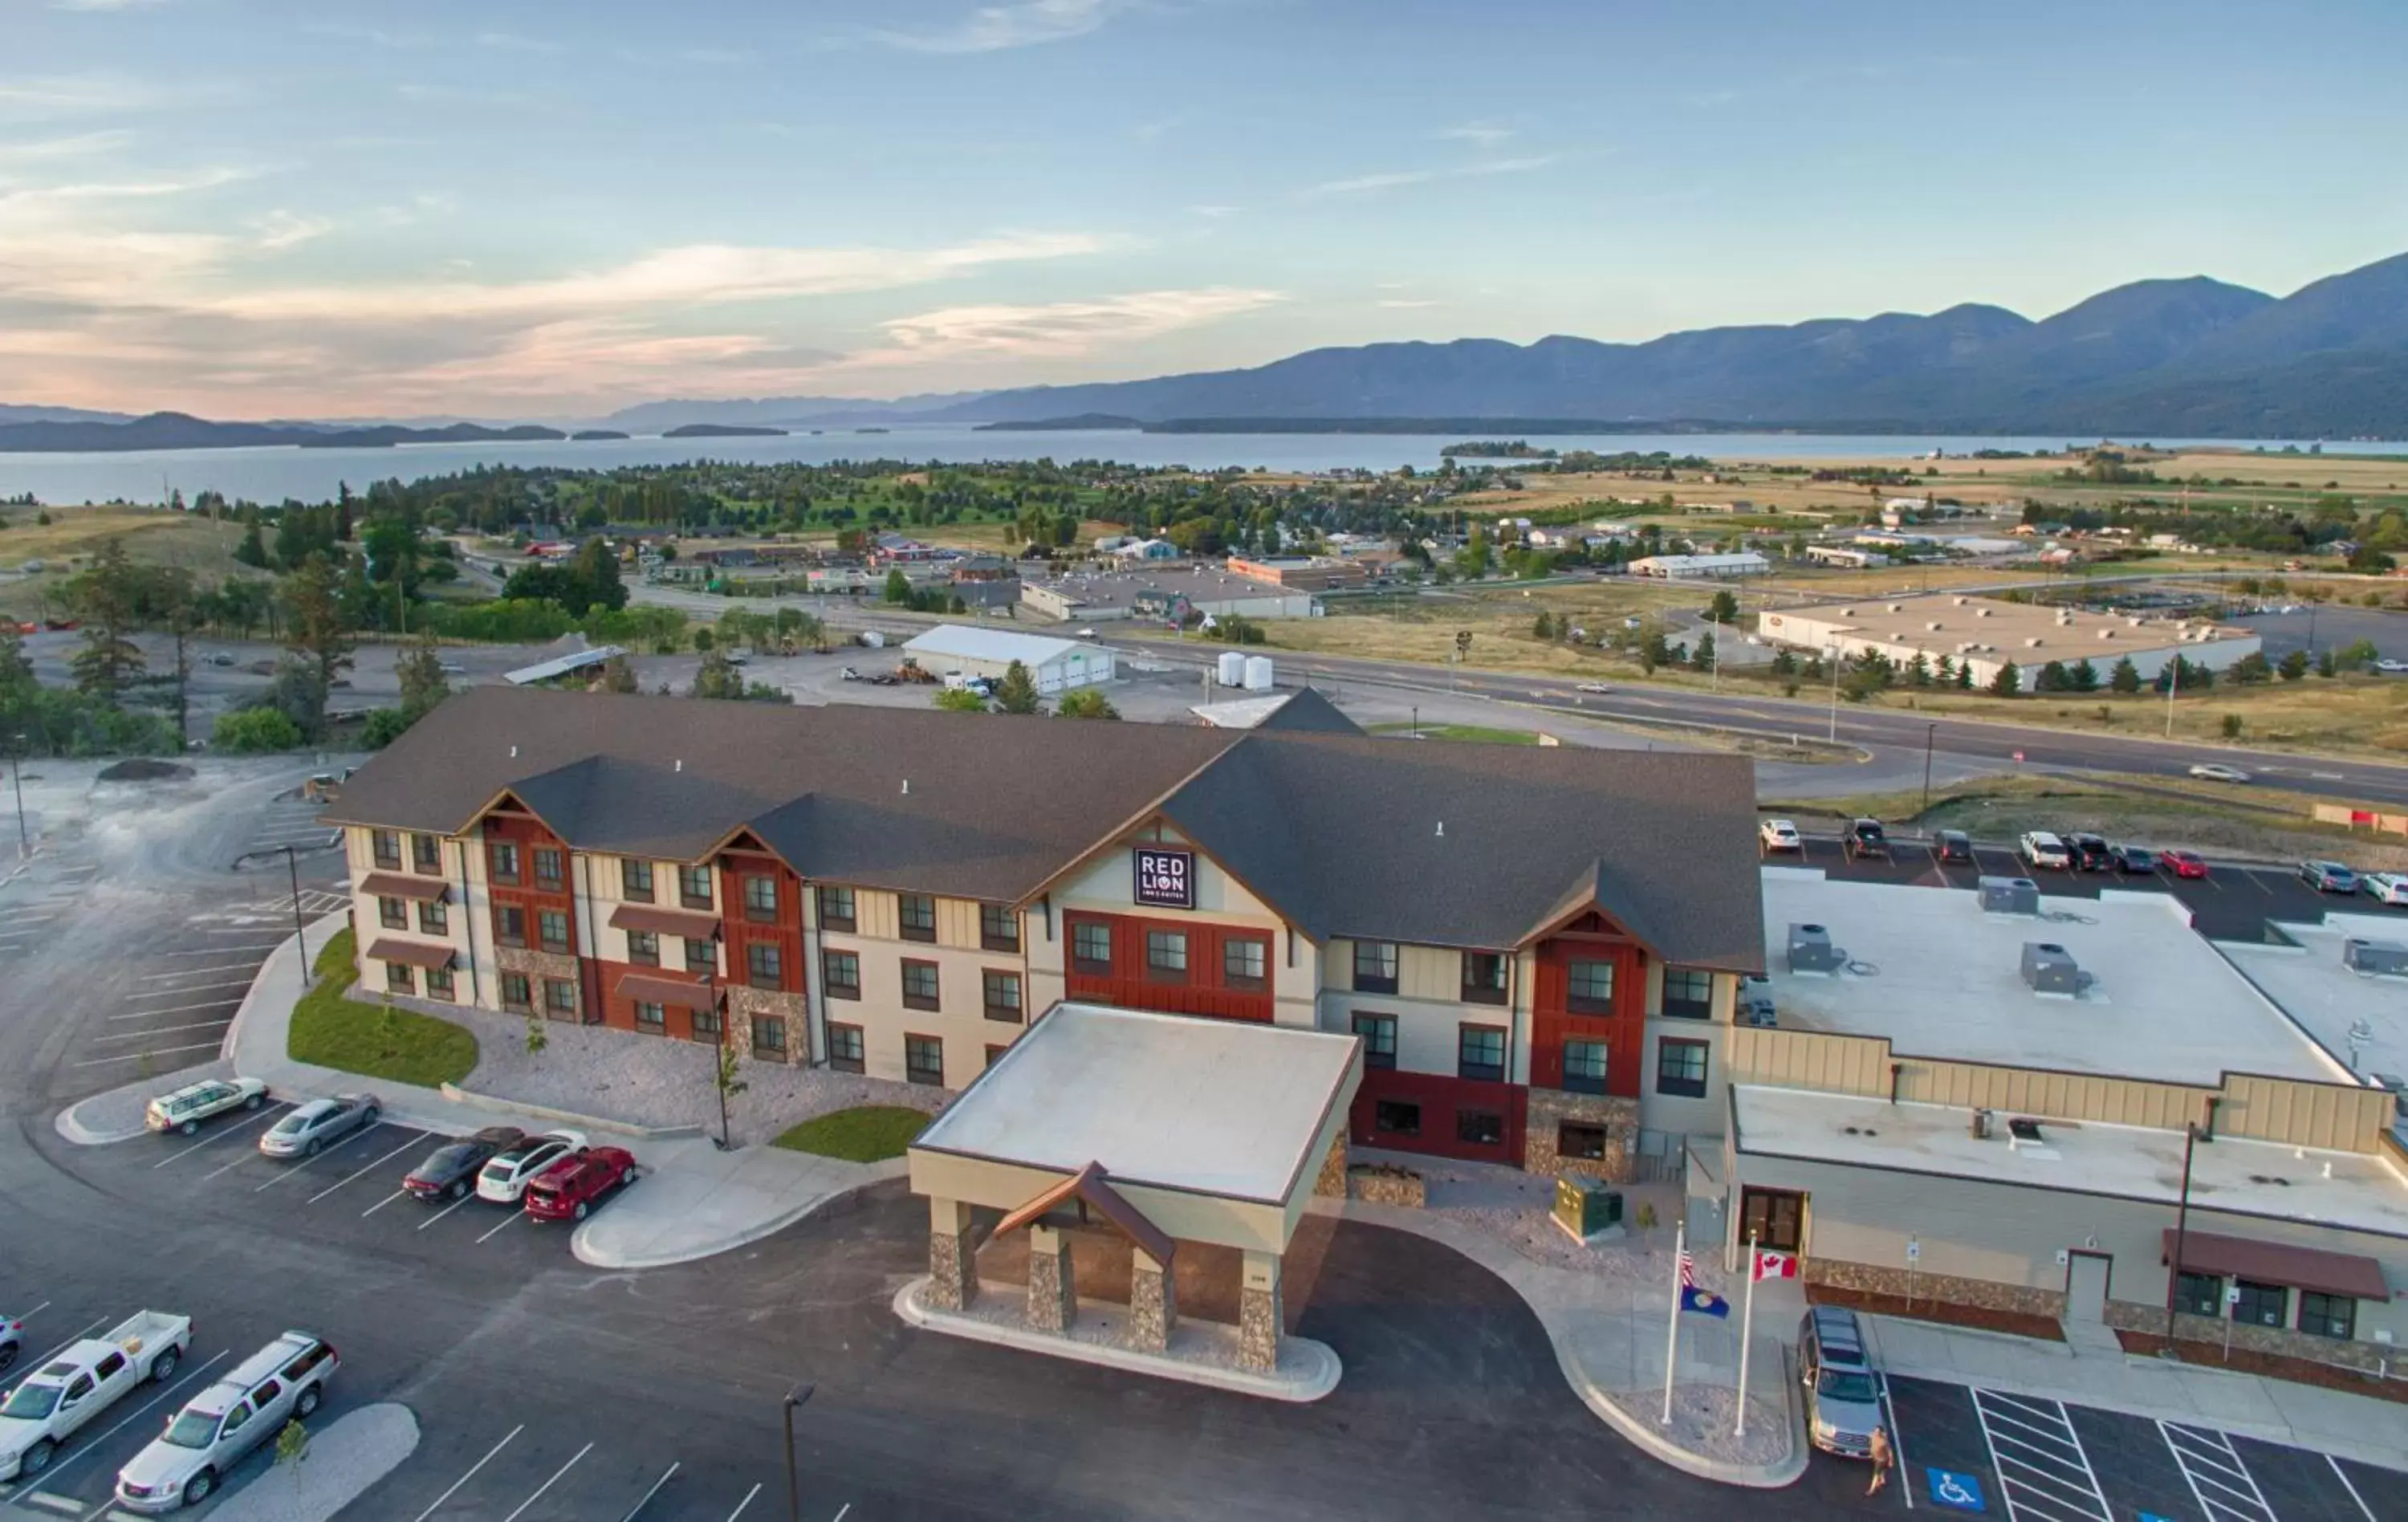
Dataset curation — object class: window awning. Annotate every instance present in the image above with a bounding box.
[615,972,718,1012]
[360,872,449,902]
[366,938,455,971]
[2162,1228,2393,1302]
[609,904,722,939]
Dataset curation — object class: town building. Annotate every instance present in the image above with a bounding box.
[900,625,1116,694]
[1187,688,1362,733]
[1803,545,1884,569]
[1628,552,1771,580]
[1020,568,1320,624]
[1755,593,2262,689]
[1223,555,1369,592]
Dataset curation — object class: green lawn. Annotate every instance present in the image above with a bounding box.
[1366,722,1542,745]
[287,928,480,1088]
[772,1106,929,1163]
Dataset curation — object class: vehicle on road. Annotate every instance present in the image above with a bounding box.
[145,1077,270,1137]
[0,1313,19,1375]
[2362,872,2408,906]
[1844,818,1888,861]
[839,666,861,682]
[1759,819,1801,854]
[113,1332,338,1514]
[1075,628,1098,639]
[437,661,467,677]
[524,1146,640,1222]
[1934,829,1974,865]
[2066,832,2113,871]
[476,1130,588,1204]
[258,1093,380,1159]
[1575,682,1612,694]
[865,672,898,686]
[205,653,234,667]
[0,1311,191,1482]
[2109,843,2161,873]
[1798,1305,1883,1459]
[2019,831,2072,870]
[2188,763,2252,783]
[2162,848,2211,879]
[2373,658,2408,674]
[2299,859,2360,893]
[403,1126,527,1203]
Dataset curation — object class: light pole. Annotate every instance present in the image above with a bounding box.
[8,732,27,860]
[782,1382,814,1522]
[2161,1121,2201,1354]
[233,842,311,994]
[1826,644,1842,743]
[1921,722,1938,813]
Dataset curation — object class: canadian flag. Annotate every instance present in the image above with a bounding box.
[1753,1249,1799,1281]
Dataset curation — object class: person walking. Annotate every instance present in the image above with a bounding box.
[1867,1422,1894,1497]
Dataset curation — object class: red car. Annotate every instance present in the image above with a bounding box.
[523,1146,637,1222]
[2161,848,2211,880]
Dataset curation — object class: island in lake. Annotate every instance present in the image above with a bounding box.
[977,413,1142,432]
[571,429,629,442]
[662,423,787,438]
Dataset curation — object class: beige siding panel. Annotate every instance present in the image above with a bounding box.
[1727,1028,1892,1097]
[937,897,979,951]
[1399,945,1456,1003]
[1901,1064,2207,1131]
[1323,938,1356,993]
[2220,1074,2390,1154]
[857,889,899,941]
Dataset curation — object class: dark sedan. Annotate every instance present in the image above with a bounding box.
[2067,832,2113,871]
[1934,830,1974,865]
[2109,843,2160,873]
[404,1126,527,1202]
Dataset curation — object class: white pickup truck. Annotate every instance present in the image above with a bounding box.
[0,1311,192,1482]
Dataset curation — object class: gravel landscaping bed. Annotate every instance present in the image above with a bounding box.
[1395,1154,1716,1291]
[1601,1383,1790,1468]
[208,1403,419,1522]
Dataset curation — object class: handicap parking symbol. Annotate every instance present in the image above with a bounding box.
[1926,1468,1987,1512]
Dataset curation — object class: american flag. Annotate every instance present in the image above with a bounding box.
[1678,1246,1698,1290]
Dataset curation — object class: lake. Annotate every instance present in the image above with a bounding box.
[2,426,2400,506]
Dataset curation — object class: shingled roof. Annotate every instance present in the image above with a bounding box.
[328,685,1763,971]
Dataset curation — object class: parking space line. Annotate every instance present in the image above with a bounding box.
[476,1211,523,1243]
[1878,1373,1913,1511]
[409,1423,523,1522]
[307,1134,427,1203]
[123,979,254,999]
[30,1350,230,1487]
[154,945,277,957]
[71,1041,221,1068]
[2325,1454,2375,1522]
[1971,1388,2110,1522]
[154,1105,291,1166]
[618,1462,680,1521]
[723,1484,762,1522]
[416,1194,474,1230]
[23,1320,107,1369]
[2158,1421,2277,1522]
[502,1442,594,1522]
[136,963,264,979]
[91,1021,232,1044]
[361,1189,407,1218]
[104,1000,239,1021]
[830,1505,851,1522]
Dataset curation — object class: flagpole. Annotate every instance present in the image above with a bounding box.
[1735,1231,1759,1439]
[1662,1220,1685,1426]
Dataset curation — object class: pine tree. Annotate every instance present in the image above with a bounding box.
[1955,661,1974,690]
[2278,649,2309,681]
[2070,657,2099,693]
[1990,663,2022,696]
[995,660,1042,714]
[65,539,147,698]
[396,635,450,718]
[2109,657,2142,694]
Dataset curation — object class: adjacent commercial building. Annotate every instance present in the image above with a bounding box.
[900,626,1115,694]
[1021,568,1321,624]
[1629,552,1771,580]
[1756,594,2261,690]
[1224,555,1369,592]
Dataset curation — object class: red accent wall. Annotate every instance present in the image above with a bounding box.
[1062,910,1274,1023]
[1531,932,1645,1098]
[1349,1068,1527,1165]
[719,853,803,995]
[592,962,718,1043]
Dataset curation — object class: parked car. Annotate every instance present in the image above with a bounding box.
[1759,819,1802,854]
[403,1126,527,1203]
[257,1094,380,1159]
[113,1332,338,1513]
[1844,818,1888,861]
[204,653,234,668]
[2299,860,2360,893]
[2161,848,2211,880]
[2109,843,2161,873]
[2373,658,2408,674]
[2019,831,2072,870]
[476,1130,588,1204]
[0,1312,20,1376]
[1931,829,1974,865]
[144,1077,270,1137]
[0,1311,191,1482]
[2066,832,2113,872]
[1798,1305,1884,1459]
[2188,763,2252,783]
[523,1146,640,1223]
[2361,872,2408,906]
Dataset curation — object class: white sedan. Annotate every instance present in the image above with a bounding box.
[475,1131,588,1203]
[2363,873,2408,906]
[1759,819,1803,853]
[2188,763,2252,783]
[1576,682,1612,694]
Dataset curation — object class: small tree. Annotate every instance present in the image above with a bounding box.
[524,1011,548,1056]
[599,654,639,693]
[2278,649,2309,681]
[274,1417,309,1471]
[2316,649,2337,678]
[212,707,304,753]
[2220,713,2244,739]
[691,649,744,699]
[1706,588,1740,623]
[1989,663,2022,696]
[1056,687,1121,719]
[2109,656,2142,694]
[396,634,450,719]
[2069,657,2100,693]
[1954,661,1974,690]
[882,568,912,604]
[691,626,714,653]
[933,687,986,712]
[994,660,1042,714]
[1690,631,1716,671]
[1531,610,1555,641]
[714,1043,749,1149]
[2036,660,2070,693]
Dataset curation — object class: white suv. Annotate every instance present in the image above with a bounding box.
[2019,831,2072,870]
[115,1332,337,1512]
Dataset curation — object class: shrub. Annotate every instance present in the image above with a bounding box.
[213,707,304,752]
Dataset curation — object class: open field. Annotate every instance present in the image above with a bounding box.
[0,503,264,617]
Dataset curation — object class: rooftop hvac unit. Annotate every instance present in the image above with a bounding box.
[1243,655,1275,691]
[1926,621,1944,631]
[1887,603,1902,612]
[2099,629,2117,640]
[1954,596,1971,606]
[1787,922,1846,975]
[1838,606,1855,617]
[2021,942,2089,995]
[1216,651,1245,686]
[1979,876,2040,915]
[2344,938,2408,977]
[2024,637,2045,648]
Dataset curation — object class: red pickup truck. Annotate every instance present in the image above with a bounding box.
[523,1146,638,1222]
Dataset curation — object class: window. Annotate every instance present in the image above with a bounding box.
[1222,937,1267,991]
[621,858,654,901]
[683,938,715,975]
[746,942,783,990]
[412,832,441,873]
[533,847,564,890]
[980,903,1019,953]
[494,905,527,947]
[538,910,570,953]
[899,893,937,942]
[822,950,860,1000]
[743,875,778,923]
[1352,1013,1397,1069]
[378,895,407,930]
[1662,967,1715,1019]
[372,829,401,869]
[1353,940,1398,994]
[750,1015,787,1058]
[2233,1280,2288,1329]
[1656,1037,1709,1098]
[1458,1023,1506,1083]
[691,1004,722,1041]
[1462,950,1508,1005]
[1457,1109,1505,1147]
[1562,1039,1609,1095]
[425,965,454,1002]
[1146,929,1189,982]
[627,930,660,967]
[985,1044,1011,1068]
[1072,921,1112,973]
[417,898,447,936]
[828,1023,865,1073]
[677,865,713,910]
[2300,1291,2355,1341]
[982,970,1022,1023]
[489,841,519,885]
[1567,959,1616,1014]
[384,961,415,994]
[500,972,531,1011]
[543,978,576,1017]
[901,959,940,1011]
[906,1035,944,1086]
[1559,1122,1608,1162]
[633,1001,665,1033]
[2174,1271,2223,1318]
[816,885,855,933]
[1373,1099,1421,1137]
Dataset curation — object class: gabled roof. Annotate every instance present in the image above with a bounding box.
[993,1161,1177,1267]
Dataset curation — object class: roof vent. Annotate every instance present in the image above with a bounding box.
[1953,596,1971,606]
[674,759,683,773]
[509,744,519,759]
[2343,938,2408,976]
[901,778,910,796]
[1926,621,1944,631]
[2024,637,2045,648]
[2021,941,2092,995]
[1886,602,1902,613]
[1787,922,1845,975]
[1976,607,1995,617]
[2100,629,2117,639]
[1435,820,1445,837]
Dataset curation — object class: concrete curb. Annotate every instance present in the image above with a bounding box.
[893,1278,1343,1402]
[52,1098,148,1147]
[570,1158,907,1270]
[203,1402,420,1522]
[439,1083,707,1142]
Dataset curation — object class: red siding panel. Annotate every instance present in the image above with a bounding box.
[1348,1068,1527,1165]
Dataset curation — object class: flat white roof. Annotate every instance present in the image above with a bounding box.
[901,625,1081,666]
[1734,1085,2408,1239]
[1759,868,2347,1086]
[2220,913,2408,1087]
[503,644,624,686]
[1189,694,1296,729]
[913,1003,1357,1204]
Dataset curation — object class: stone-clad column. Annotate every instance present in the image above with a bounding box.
[927,1197,978,1312]
[1129,1246,1177,1352]
[1027,1223,1076,1333]
[1238,1248,1282,1373]
[1312,1136,1348,1198]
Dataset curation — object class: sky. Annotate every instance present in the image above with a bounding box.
[4,0,2406,420]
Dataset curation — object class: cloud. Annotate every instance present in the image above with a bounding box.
[0,129,134,168]
[51,0,171,10]
[1299,154,1561,201]
[871,286,1282,358]
[474,31,566,54]
[1376,299,1437,310]
[0,71,168,120]
[870,0,1129,54]
[250,210,334,251]
[1436,121,1514,147]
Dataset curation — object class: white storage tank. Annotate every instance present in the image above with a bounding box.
[1217,651,1246,687]
[1243,655,1274,691]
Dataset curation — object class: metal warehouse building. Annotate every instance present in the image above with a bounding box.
[902,625,1116,694]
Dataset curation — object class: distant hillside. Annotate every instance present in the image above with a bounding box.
[0,404,135,427]
[0,412,571,454]
[601,391,986,432]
